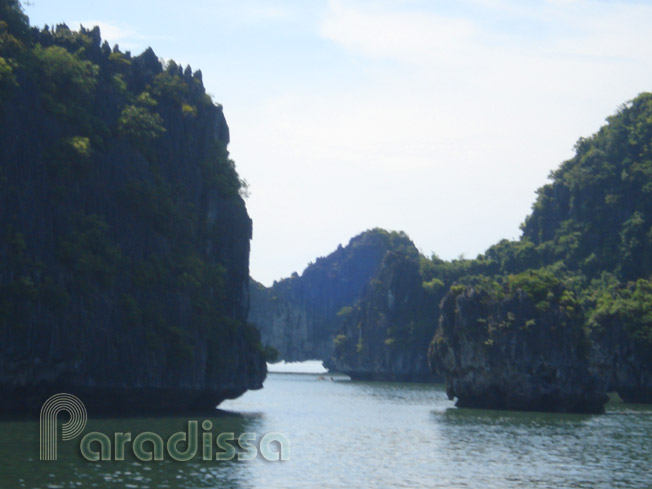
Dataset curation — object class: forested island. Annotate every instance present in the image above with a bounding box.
[0,0,266,413]
[250,229,440,381]
[2,0,652,416]
[252,94,652,413]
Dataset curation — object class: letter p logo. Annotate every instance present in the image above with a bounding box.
[40,393,87,461]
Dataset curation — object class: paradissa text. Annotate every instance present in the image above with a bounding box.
[79,420,290,462]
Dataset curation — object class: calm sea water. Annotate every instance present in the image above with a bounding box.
[1,372,651,488]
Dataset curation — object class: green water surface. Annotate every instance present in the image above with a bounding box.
[1,373,651,488]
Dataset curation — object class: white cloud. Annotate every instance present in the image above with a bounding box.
[321,0,476,65]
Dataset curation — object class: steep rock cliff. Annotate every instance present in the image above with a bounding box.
[425,94,652,410]
[325,248,440,382]
[249,229,415,362]
[590,320,652,403]
[588,278,652,403]
[430,280,608,413]
[0,6,265,413]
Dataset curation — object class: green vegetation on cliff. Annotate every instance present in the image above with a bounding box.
[425,93,652,406]
[328,240,439,381]
[249,228,418,365]
[0,0,264,413]
[523,95,652,280]
[266,91,652,401]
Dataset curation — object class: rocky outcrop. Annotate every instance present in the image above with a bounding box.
[249,279,311,361]
[430,285,608,413]
[425,95,652,411]
[249,229,413,362]
[590,318,652,404]
[250,229,442,382]
[0,13,265,414]
[325,249,441,382]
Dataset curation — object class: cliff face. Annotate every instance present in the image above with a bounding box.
[424,94,652,411]
[588,281,652,404]
[325,250,440,382]
[249,279,311,361]
[0,8,265,413]
[250,229,441,382]
[590,322,652,403]
[431,284,608,413]
[249,229,406,361]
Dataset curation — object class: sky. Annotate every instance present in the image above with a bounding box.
[23,0,652,286]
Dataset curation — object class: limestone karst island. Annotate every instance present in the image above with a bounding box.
[1,0,651,487]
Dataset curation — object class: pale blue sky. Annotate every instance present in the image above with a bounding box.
[24,0,652,285]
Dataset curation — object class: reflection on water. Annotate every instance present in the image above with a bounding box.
[1,374,651,488]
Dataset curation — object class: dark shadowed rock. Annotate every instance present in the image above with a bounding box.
[325,248,440,382]
[0,15,265,414]
[249,229,412,362]
[430,286,608,413]
[590,317,652,404]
